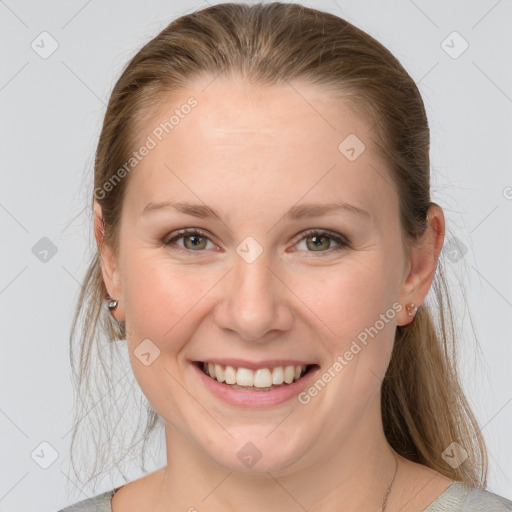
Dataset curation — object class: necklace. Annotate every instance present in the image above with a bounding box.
[381,453,398,511]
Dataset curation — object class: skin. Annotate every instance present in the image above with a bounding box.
[96,74,453,511]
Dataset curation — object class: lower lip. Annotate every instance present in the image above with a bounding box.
[191,362,320,408]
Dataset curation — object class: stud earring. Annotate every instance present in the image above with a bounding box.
[106,295,118,317]
[108,299,118,311]
[405,303,418,317]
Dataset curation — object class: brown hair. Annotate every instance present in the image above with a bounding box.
[69,1,487,490]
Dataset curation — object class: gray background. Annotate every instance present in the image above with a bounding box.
[1,0,511,510]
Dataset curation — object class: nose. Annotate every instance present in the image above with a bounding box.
[213,248,293,342]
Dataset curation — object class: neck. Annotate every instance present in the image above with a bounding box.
[153,400,398,512]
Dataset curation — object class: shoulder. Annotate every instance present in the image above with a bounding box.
[57,488,117,512]
[425,482,512,512]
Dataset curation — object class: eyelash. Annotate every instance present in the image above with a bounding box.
[162,228,350,256]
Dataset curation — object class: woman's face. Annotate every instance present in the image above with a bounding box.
[100,74,419,474]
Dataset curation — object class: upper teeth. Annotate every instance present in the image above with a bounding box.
[202,362,308,387]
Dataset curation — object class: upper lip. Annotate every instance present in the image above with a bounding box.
[194,358,317,370]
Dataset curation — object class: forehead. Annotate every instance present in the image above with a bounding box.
[157,74,370,151]
[123,75,397,224]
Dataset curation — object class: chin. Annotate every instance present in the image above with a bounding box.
[203,430,309,474]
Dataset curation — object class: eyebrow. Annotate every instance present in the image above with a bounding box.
[141,200,371,222]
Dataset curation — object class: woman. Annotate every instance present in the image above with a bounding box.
[59,2,512,511]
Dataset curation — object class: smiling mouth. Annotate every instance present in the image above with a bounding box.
[195,361,317,392]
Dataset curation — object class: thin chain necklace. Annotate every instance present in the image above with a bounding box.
[381,453,398,512]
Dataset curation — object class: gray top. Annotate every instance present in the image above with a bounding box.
[57,482,512,511]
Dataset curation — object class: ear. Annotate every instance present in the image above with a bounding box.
[397,203,445,326]
[94,201,124,321]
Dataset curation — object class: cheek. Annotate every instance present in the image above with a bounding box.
[290,256,400,346]
[297,260,400,407]
[119,253,215,417]
[121,251,213,351]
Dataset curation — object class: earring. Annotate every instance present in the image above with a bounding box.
[107,298,118,312]
[405,303,418,317]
